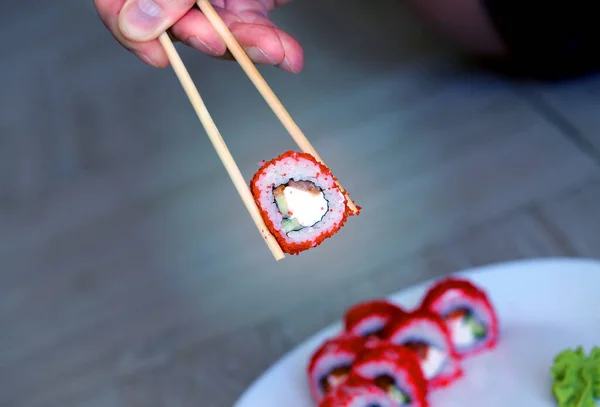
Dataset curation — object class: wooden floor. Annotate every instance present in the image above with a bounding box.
[2,1,600,406]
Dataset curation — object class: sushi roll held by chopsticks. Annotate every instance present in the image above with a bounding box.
[156,0,360,260]
[251,151,359,255]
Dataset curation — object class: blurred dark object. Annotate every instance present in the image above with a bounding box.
[483,0,600,81]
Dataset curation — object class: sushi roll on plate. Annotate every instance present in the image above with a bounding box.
[308,334,368,404]
[419,277,499,358]
[344,300,407,339]
[319,384,400,407]
[385,310,462,389]
[250,151,356,255]
[347,342,428,407]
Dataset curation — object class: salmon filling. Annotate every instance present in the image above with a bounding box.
[403,341,448,379]
[444,307,487,348]
[273,180,328,233]
[373,375,411,405]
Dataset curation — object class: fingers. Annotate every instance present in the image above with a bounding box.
[94,0,170,67]
[232,23,304,73]
[169,6,304,73]
[95,0,304,72]
[169,7,234,56]
[118,0,197,42]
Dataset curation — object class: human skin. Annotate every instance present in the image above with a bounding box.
[94,0,305,73]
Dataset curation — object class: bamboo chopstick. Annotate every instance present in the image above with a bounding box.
[158,32,285,261]
[196,0,359,215]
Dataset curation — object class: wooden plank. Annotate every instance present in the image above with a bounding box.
[12,323,292,407]
[0,47,80,206]
[18,385,123,407]
[524,73,600,155]
[537,178,600,257]
[118,321,292,407]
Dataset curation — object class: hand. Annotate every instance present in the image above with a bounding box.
[94,0,304,73]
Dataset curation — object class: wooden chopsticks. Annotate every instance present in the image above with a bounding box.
[158,33,285,261]
[157,0,358,260]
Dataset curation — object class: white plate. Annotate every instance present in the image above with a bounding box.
[234,258,600,407]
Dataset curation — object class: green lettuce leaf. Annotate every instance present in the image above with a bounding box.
[551,346,600,407]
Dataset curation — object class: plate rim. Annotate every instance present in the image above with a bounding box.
[234,256,600,407]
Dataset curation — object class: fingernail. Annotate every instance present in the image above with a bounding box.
[119,0,164,41]
[281,57,299,74]
[187,36,219,56]
[134,51,160,67]
[244,46,276,65]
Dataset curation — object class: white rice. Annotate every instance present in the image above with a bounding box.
[350,315,387,337]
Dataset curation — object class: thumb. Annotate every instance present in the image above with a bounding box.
[118,0,196,42]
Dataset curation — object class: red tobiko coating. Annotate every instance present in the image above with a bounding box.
[382,309,451,341]
[344,300,407,339]
[308,334,369,373]
[249,151,353,255]
[347,342,429,407]
[419,277,493,310]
